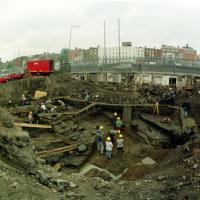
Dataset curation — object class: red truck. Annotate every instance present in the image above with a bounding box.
[0,76,10,83]
[26,59,54,75]
[8,73,25,80]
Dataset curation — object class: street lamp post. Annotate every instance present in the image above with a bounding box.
[68,26,80,51]
[68,26,80,64]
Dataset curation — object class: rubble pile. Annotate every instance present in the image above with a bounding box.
[49,117,96,167]
[182,138,200,186]
[0,126,37,171]
[0,112,84,197]
[137,85,172,104]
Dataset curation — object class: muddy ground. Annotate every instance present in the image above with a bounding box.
[0,72,200,200]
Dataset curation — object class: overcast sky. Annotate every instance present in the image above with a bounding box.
[0,0,199,61]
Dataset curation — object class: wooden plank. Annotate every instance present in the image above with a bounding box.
[38,111,75,117]
[32,138,62,141]
[32,139,63,144]
[76,103,96,115]
[39,103,97,118]
[51,96,180,110]
[39,96,180,118]
[14,122,52,129]
[53,163,61,171]
[38,144,77,155]
[38,144,77,158]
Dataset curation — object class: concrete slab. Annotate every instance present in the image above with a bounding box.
[142,157,156,165]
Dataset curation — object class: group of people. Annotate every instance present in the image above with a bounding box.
[22,94,67,123]
[96,113,124,160]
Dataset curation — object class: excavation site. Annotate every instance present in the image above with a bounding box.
[0,71,200,200]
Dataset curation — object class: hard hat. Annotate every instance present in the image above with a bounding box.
[117,130,121,133]
[100,126,104,129]
[107,137,111,141]
[119,134,123,138]
[29,111,32,114]
[114,112,117,116]
[117,117,120,120]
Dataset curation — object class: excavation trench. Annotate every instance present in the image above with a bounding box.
[22,109,182,181]
[0,76,196,181]
[16,98,196,182]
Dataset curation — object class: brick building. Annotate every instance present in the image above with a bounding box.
[144,47,161,63]
[84,47,98,64]
[69,48,84,64]
[161,44,197,64]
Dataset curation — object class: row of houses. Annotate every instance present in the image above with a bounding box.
[69,43,198,65]
[70,63,200,89]
[75,73,188,90]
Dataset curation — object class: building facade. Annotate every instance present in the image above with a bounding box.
[161,45,197,64]
[69,48,84,64]
[144,47,161,63]
[84,47,98,65]
[98,46,145,64]
[179,45,197,61]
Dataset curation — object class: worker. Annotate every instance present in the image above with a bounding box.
[50,106,57,112]
[40,103,48,113]
[85,92,91,102]
[96,126,104,154]
[21,94,26,105]
[28,111,33,123]
[117,130,121,136]
[58,100,65,107]
[105,137,113,159]
[170,88,176,105]
[100,126,104,137]
[116,117,123,130]
[109,129,116,144]
[111,112,118,128]
[153,102,159,116]
[182,98,190,118]
[117,134,124,159]
[8,100,12,106]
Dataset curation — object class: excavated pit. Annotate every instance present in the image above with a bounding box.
[20,104,185,182]
[0,75,191,178]
[0,73,199,199]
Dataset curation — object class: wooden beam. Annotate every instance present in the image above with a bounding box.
[38,111,75,117]
[38,144,77,158]
[39,103,97,117]
[75,103,96,115]
[53,162,61,171]
[14,122,52,129]
[32,138,61,141]
[38,96,180,118]
[50,96,180,110]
